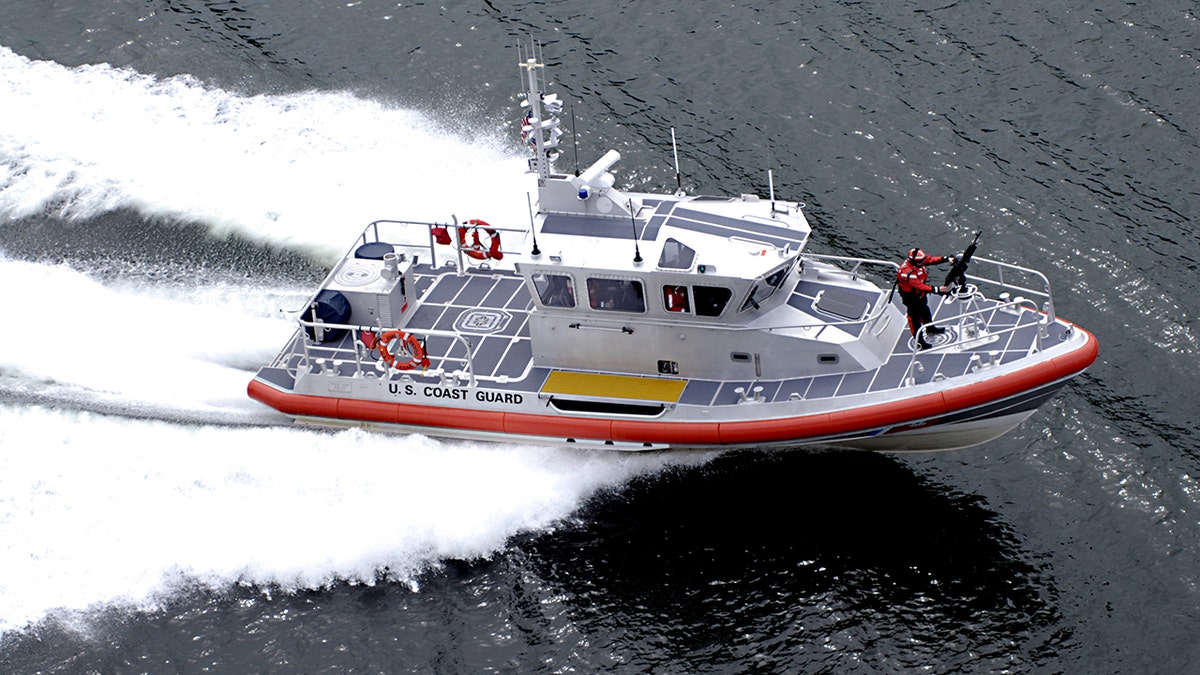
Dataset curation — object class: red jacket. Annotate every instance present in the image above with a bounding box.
[896,256,947,295]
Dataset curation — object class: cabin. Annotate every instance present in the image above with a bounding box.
[515,152,906,381]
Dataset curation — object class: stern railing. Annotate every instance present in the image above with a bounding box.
[278,320,518,388]
[272,217,530,386]
[360,218,527,274]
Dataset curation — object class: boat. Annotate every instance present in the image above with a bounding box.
[247,45,1098,452]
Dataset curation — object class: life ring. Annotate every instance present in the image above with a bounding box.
[378,329,429,371]
[457,220,504,261]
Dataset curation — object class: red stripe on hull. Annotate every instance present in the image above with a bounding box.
[337,397,397,423]
[248,326,1097,446]
[612,419,722,445]
[504,413,612,440]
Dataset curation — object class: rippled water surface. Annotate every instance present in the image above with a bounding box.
[2,1,1198,672]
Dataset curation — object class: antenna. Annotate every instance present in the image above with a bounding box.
[527,192,540,257]
[571,105,580,177]
[671,127,683,195]
[768,169,777,217]
[629,200,643,265]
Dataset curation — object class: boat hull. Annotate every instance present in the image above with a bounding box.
[247,324,1097,452]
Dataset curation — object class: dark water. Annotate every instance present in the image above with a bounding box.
[2,1,1197,672]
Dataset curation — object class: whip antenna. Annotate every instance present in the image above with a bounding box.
[629,200,643,264]
[671,127,683,195]
[571,105,580,176]
[768,169,777,216]
[527,192,540,257]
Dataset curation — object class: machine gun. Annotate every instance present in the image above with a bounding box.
[944,230,982,291]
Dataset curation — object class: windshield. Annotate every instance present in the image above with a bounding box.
[740,261,794,311]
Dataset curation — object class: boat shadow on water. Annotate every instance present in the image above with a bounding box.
[509,448,1069,667]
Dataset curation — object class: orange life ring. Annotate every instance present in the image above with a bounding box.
[457,219,504,261]
[378,329,429,371]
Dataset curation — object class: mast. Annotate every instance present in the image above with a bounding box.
[516,41,636,220]
[518,41,563,181]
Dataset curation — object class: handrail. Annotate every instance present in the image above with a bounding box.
[801,252,900,280]
[537,252,1054,339]
[284,319,491,387]
[282,223,1059,390]
[796,252,1056,330]
[363,218,528,272]
[958,255,1055,322]
[277,218,533,388]
[903,296,1045,385]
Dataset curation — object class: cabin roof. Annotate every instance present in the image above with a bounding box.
[534,194,811,278]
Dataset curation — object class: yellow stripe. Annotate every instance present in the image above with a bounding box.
[542,371,687,403]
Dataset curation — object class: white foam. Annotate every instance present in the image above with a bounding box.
[0,257,296,419]
[0,46,532,258]
[0,405,712,636]
[0,261,720,636]
[0,50,720,639]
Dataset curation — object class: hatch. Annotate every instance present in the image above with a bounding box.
[814,288,871,320]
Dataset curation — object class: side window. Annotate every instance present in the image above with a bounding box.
[662,285,690,313]
[693,285,732,317]
[532,273,575,308]
[587,278,646,313]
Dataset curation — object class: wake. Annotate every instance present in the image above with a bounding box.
[0,45,531,255]
[0,405,713,636]
[0,48,718,640]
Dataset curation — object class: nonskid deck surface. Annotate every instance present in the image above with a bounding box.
[407,268,534,383]
[269,262,1062,408]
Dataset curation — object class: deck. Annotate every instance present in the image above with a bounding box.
[266,261,1064,411]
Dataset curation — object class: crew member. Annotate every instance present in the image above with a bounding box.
[896,247,956,349]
